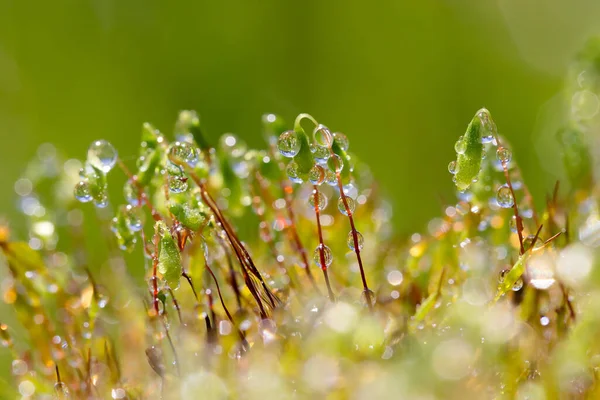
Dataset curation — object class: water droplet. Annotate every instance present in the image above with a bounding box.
[124,205,143,231]
[88,140,117,173]
[310,143,329,164]
[168,175,188,193]
[496,147,512,165]
[74,181,92,203]
[337,196,356,215]
[168,142,198,167]
[481,135,494,144]
[540,316,550,326]
[309,165,325,185]
[455,138,466,154]
[54,382,69,396]
[347,231,364,251]
[512,278,523,291]
[509,216,518,233]
[496,185,513,208]
[313,244,333,268]
[94,192,109,208]
[286,161,303,184]
[123,178,143,207]
[325,170,337,186]
[448,160,457,175]
[308,190,328,210]
[333,132,349,151]
[523,234,537,251]
[327,154,344,173]
[278,130,301,158]
[361,289,376,307]
[313,124,333,147]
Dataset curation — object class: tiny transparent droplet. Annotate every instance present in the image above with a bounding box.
[310,143,329,164]
[168,175,188,193]
[361,289,376,307]
[124,205,143,232]
[326,170,337,186]
[123,178,143,207]
[168,142,198,167]
[278,130,300,158]
[308,190,328,210]
[454,138,466,154]
[512,277,523,291]
[328,154,344,173]
[88,140,117,173]
[347,230,364,251]
[496,185,513,208]
[313,124,333,147]
[448,160,457,175]
[496,147,512,165]
[333,132,349,151]
[74,181,92,203]
[309,165,325,185]
[313,244,333,268]
[286,161,303,184]
[337,196,356,215]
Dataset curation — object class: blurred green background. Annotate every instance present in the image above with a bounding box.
[1,0,600,234]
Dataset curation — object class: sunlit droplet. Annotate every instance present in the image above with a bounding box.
[333,132,349,151]
[286,161,303,184]
[347,231,364,251]
[448,160,457,175]
[496,185,513,208]
[313,244,333,268]
[308,191,328,211]
[88,140,117,173]
[309,165,326,185]
[278,130,301,158]
[168,141,198,167]
[337,197,356,216]
[74,181,92,203]
[496,147,512,165]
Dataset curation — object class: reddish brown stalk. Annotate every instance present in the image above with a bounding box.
[494,142,526,255]
[333,172,373,311]
[313,186,336,301]
[151,232,160,316]
[167,287,183,325]
[186,170,276,317]
[201,247,247,343]
[216,235,243,311]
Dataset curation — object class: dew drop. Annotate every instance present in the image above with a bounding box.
[74,181,92,203]
[124,205,143,232]
[496,185,513,208]
[327,154,344,173]
[310,143,329,164]
[454,138,466,154]
[313,244,333,268]
[123,178,143,207]
[168,175,188,193]
[313,124,333,147]
[481,135,494,144]
[512,278,523,291]
[168,141,198,167]
[286,161,303,184]
[496,147,512,165]
[448,160,457,175]
[333,132,349,151]
[347,230,364,251]
[309,165,326,185]
[88,140,117,173]
[94,192,109,208]
[361,289,376,307]
[325,170,337,186]
[278,130,301,158]
[523,234,537,251]
[54,382,69,396]
[308,190,328,210]
[337,196,356,215]
[540,316,550,326]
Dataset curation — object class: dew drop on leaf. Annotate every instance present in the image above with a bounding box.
[278,130,301,158]
[448,161,457,175]
[308,165,325,185]
[286,161,303,184]
[333,132,349,151]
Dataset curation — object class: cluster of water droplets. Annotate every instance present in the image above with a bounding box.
[74,140,118,208]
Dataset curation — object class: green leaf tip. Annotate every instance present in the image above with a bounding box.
[156,221,182,289]
[452,109,490,191]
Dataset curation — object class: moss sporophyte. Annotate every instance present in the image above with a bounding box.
[4,39,600,399]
